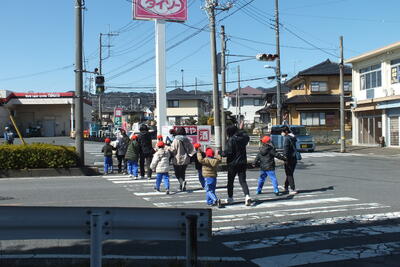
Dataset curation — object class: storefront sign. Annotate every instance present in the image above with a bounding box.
[133,0,188,21]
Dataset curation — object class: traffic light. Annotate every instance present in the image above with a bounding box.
[256,54,279,61]
[95,75,105,94]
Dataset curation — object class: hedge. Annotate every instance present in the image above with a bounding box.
[0,144,79,170]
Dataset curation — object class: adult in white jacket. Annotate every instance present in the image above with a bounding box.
[150,141,171,194]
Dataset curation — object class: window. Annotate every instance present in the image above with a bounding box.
[167,100,179,108]
[391,59,400,84]
[311,82,328,92]
[301,112,326,126]
[294,83,305,90]
[360,64,381,90]
[254,99,264,106]
[344,81,352,92]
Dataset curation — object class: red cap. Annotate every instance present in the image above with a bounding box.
[261,136,271,144]
[194,143,201,149]
[131,135,137,140]
[205,148,214,157]
[105,138,111,143]
[157,141,165,148]
[157,135,163,140]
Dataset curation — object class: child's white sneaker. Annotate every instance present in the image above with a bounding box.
[225,197,234,204]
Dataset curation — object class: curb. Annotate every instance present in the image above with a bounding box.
[0,167,100,178]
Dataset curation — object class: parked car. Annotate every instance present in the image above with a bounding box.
[269,125,316,152]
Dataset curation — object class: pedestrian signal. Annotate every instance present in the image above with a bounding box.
[95,75,105,94]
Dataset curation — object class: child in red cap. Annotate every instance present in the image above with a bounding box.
[150,141,171,194]
[101,138,114,175]
[254,135,286,195]
[193,143,205,188]
[197,147,222,207]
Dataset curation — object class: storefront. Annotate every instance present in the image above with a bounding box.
[380,102,400,147]
[0,90,92,137]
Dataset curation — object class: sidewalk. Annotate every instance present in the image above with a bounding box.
[315,144,400,157]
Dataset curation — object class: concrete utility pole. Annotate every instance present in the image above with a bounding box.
[339,36,346,153]
[275,0,282,125]
[98,33,103,128]
[220,25,227,151]
[205,0,221,151]
[181,69,184,90]
[75,0,84,166]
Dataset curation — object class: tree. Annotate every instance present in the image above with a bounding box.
[198,116,209,125]
[185,117,197,125]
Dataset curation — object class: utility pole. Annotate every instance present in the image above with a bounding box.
[237,65,241,122]
[339,36,346,153]
[74,0,84,166]
[195,77,198,95]
[181,69,184,90]
[205,0,221,151]
[220,25,227,151]
[98,33,103,128]
[275,0,282,125]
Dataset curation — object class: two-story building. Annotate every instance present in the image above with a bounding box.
[165,88,208,125]
[346,41,400,147]
[284,59,352,141]
[226,86,265,126]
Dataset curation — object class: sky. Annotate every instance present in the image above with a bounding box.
[1,0,400,94]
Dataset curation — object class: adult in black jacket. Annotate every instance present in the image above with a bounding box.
[116,129,130,174]
[282,126,298,194]
[254,136,286,195]
[138,124,154,179]
[223,123,251,206]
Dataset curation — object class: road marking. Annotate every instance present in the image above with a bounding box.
[151,194,337,208]
[224,224,400,251]
[251,241,400,267]
[213,211,400,235]
[213,203,389,222]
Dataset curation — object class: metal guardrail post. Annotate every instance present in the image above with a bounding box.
[186,215,198,267]
[90,213,102,267]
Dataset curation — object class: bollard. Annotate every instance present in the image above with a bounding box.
[186,215,198,267]
[90,213,102,267]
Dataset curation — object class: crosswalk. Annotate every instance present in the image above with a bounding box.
[100,166,400,266]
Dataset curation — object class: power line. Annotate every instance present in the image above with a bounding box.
[0,65,74,82]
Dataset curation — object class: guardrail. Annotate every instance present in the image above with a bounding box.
[0,206,211,267]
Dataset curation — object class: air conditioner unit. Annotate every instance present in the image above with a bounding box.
[388,87,395,96]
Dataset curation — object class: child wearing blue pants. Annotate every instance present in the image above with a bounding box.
[125,135,140,179]
[150,141,171,194]
[101,138,114,175]
[254,136,287,196]
[197,147,222,207]
[193,143,205,188]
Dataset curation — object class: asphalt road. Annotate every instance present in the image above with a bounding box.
[0,146,399,266]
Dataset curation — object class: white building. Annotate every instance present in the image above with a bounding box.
[226,86,265,125]
[0,90,92,137]
[346,41,400,147]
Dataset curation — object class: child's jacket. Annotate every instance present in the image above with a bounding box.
[150,147,171,173]
[197,152,221,178]
[254,144,286,171]
[102,144,114,157]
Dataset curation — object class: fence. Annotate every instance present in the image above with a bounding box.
[0,206,211,267]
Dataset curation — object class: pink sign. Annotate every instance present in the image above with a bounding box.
[133,0,187,21]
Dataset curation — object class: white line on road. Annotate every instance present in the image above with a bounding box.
[213,211,400,235]
[224,223,400,251]
[251,241,400,267]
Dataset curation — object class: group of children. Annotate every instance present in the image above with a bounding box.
[102,133,286,208]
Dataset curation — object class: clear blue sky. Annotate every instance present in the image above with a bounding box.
[1,0,400,94]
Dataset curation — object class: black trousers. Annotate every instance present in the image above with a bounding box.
[174,164,188,185]
[116,155,127,173]
[227,164,250,198]
[140,154,153,177]
[284,160,297,190]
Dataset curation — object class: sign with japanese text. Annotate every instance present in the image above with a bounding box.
[133,0,188,22]
[161,125,211,145]
[114,107,123,117]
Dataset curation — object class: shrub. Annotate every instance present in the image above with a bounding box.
[0,144,79,170]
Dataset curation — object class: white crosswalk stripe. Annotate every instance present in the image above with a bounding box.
[99,164,398,266]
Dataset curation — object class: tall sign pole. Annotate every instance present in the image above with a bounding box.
[75,0,84,166]
[155,19,167,134]
[133,0,187,135]
[339,36,346,153]
[275,0,282,125]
